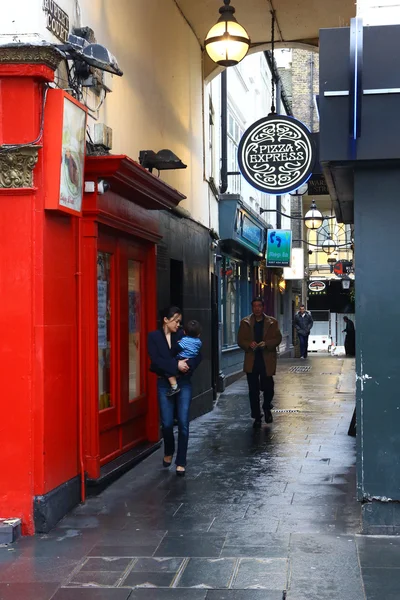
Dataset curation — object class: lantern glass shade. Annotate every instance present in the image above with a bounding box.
[322,237,336,255]
[342,278,351,290]
[278,277,286,293]
[304,206,323,230]
[205,18,250,67]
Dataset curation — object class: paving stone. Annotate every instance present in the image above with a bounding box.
[52,589,131,599]
[361,567,400,600]
[0,582,59,600]
[176,557,236,589]
[232,558,288,590]
[206,592,283,600]
[154,535,226,558]
[127,591,206,599]
[68,571,122,587]
[0,557,79,583]
[121,570,177,588]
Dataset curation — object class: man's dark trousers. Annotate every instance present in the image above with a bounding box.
[298,333,309,358]
[246,365,274,420]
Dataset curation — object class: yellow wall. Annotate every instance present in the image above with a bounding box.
[78,0,207,225]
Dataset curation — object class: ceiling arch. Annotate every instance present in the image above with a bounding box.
[175,0,355,79]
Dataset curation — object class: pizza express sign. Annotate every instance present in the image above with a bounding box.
[238,114,316,195]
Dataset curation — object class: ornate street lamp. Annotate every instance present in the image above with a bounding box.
[322,235,337,255]
[304,200,324,230]
[204,0,250,67]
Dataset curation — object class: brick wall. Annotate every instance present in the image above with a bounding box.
[291,49,319,133]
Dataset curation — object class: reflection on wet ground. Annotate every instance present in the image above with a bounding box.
[0,356,397,599]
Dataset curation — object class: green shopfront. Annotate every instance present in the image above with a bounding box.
[218,195,276,388]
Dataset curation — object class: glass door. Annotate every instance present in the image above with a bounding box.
[97,235,118,435]
[120,241,147,427]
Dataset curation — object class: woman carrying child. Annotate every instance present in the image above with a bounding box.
[147,307,202,476]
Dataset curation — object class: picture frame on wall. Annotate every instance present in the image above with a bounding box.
[44,89,88,215]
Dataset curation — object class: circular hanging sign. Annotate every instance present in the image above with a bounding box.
[237,114,316,195]
[309,280,326,292]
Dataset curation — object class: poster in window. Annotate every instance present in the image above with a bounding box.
[59,97,86,212]
[97,281,108,349]
[128,291,140,334]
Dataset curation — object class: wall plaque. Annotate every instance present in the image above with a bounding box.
[238,114,316,195]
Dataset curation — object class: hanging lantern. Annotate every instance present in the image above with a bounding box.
[322,236,337,255]
[304,200,324,230]
[204,0,250,67]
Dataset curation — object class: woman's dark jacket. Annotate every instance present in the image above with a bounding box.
[148,328,202,379]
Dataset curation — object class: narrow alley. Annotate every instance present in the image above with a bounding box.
[0,356,398,599]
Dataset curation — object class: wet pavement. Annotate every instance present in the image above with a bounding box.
[1,355,400,599]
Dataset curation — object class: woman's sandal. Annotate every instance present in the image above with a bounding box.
[163,457,173,468]
[176,467,186,477]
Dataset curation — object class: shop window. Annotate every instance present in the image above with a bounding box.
[128,260,142,400]
[221,258,243,347]
[97,252,112,411]
[227,108,243,194]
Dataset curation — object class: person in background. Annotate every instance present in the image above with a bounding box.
[167,320,202,396]
[148,307,202,476]
[294,304,313,359]
[237,297,282,429]
[343,316,356,357]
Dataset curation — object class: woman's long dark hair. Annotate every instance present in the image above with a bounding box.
[159,306,182,325]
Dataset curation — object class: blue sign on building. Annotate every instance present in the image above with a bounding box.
[266,229,292,267]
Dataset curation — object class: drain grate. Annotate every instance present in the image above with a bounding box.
[289,365,311,373]
[272,409,301,413]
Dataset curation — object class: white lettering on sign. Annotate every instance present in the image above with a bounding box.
[43,0,69,43]
[238,115,316,195]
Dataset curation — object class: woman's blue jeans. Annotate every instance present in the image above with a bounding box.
[157,378,192,467]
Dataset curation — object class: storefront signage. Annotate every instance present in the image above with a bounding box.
[238,114,316,195]
[333,260,353,277]
[242,215,262,247]
[43,89,87,215]
[283,248,304,280]
[266,229,292,268]
[307,174,329,196]
[309,280,326,292]
[43,0,69,43]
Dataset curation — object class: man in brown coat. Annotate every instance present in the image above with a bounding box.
[237,297,282,428]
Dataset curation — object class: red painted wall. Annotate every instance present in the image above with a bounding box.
[0,190,36,533]
[42,214,78,493]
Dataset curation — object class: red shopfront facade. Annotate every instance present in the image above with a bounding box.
[81,156,185,480]
[0,52,184,534]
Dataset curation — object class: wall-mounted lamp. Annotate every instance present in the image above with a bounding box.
[342,277,351,290]
[139,150,187,174]
[278,277,286,293]
[204,0,250,67]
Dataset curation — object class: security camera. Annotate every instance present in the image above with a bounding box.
[98,180,110,194]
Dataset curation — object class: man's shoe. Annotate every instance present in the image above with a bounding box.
[253,419,262,429]
[300,356,304,360]
[265,410,273,424]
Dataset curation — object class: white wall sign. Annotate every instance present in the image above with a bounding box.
[42,0,69,43]
[238,114,316,195]
[283,248,304,280]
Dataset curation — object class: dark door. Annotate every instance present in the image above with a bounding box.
[170,259,184,312]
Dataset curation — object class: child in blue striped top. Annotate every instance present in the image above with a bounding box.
[167,320,202,396]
